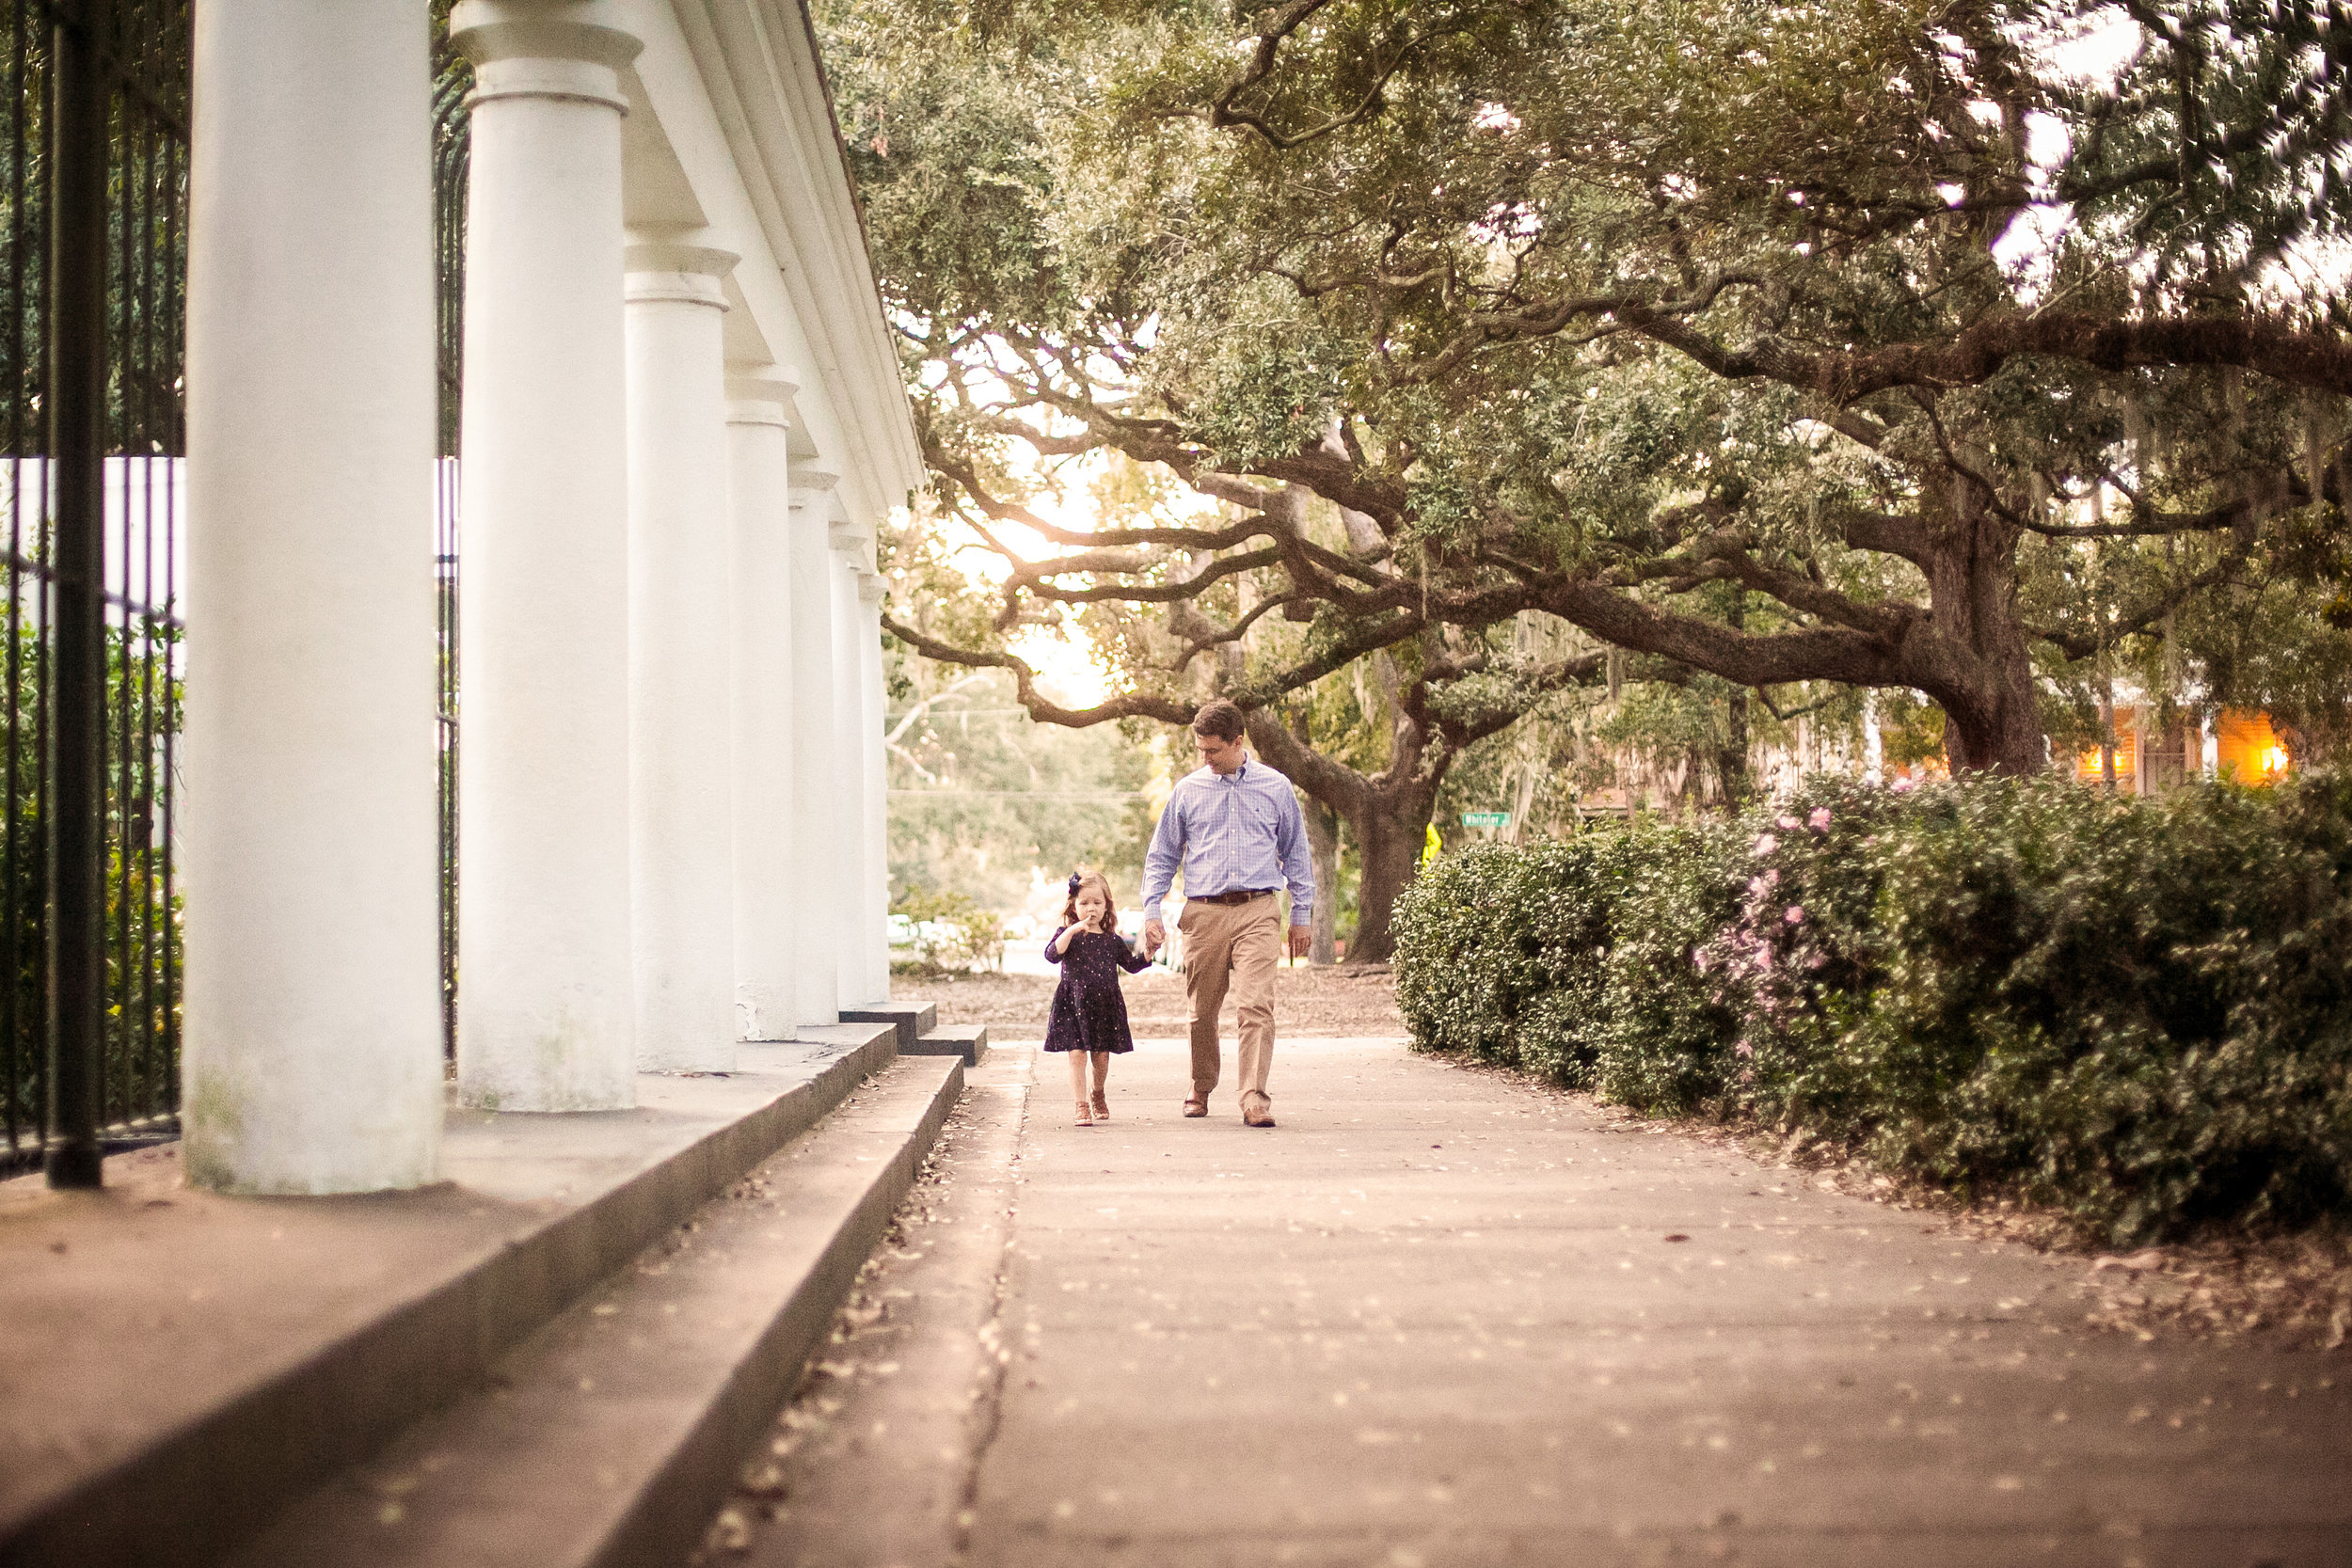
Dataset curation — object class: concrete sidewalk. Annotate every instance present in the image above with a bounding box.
[724,1037,2352,1568]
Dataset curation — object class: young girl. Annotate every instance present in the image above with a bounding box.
[1044,871,1152,1125]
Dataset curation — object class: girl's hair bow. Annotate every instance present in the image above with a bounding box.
[1068,872,1082,895]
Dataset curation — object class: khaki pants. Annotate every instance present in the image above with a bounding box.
[1176,895,1280,1109]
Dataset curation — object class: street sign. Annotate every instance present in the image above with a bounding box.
[1460,811,1511,828]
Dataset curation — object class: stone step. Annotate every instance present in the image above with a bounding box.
[836,1003,935,1054]
[0,1025,898,1568]
[905,1023,988,1066]
[226,1053,963,1568]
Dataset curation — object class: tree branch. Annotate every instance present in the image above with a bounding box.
[881,615,1194,728]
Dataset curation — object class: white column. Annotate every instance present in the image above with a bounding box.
[727,374,798,1040]
[625,244,739,1072]
[828,535,870,1006]
[787,471,842,1024]
[452,0,640,1112]
[182,2,439,1193]
[856,571,892,1002]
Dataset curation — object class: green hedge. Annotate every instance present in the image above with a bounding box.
[1392,775,2352,1243]
[1391,826,1742,1105]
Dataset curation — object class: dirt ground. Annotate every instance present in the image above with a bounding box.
[893,961,1402,1037]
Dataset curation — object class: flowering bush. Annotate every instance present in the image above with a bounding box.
[1824,775,2352,1240]
[1393,774,2352,1242]
[1697,778,1910,1132]
[1591,825,1744,1113]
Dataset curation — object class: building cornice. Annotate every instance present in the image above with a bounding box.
[666,0,922,518]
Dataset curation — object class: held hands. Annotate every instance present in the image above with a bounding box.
[1135,919,1305,958]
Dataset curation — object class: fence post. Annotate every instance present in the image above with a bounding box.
[43,0,111,1190]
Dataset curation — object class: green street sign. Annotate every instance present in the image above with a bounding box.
[1460,811,1511,828]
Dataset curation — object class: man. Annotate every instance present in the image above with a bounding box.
[1140,698,1314,1128]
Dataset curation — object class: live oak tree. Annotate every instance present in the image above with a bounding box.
[821,0,2351,944]
[823,0,1791,957]
[883,483,1633,957]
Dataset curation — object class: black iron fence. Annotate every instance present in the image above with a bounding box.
[0,0,187,1184]
[434,24,468,1061]
[1,8,521,1180]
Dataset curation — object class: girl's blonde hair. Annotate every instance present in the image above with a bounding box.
[1061,871,1117,932]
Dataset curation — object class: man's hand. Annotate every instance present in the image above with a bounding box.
[1143,918,1165,958]
[1289,925,1311,960]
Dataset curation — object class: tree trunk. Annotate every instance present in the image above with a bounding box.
[1910,500,2050,776]
[1937,678,2047,775]
[1718,686,1749,809]
[1304,800,1341,965]
[1345,784,1433,963]
[1244,706,1446,966]
[1717,591,1749,809]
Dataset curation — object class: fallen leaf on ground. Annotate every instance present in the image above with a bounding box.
[2091,1249,2167,1274]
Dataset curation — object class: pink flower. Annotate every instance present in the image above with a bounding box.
[1752,833,1778,857]
[1890,775,1919,794]
[1738,1068,1756,1085]
[1692,948,1710,974]
[1734,1040,1755,1058]
[1808,807,1832,831]
[1777,815,1801,832]
[1784,905,1805,925]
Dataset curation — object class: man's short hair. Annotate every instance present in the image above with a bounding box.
[1191,697,1247,742]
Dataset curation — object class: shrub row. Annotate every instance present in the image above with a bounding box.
[1392,775,2352,1242]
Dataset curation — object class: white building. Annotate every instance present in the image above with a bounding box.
[177,0,914,1193]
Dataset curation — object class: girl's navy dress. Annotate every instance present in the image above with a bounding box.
[1042,927,1152,1053]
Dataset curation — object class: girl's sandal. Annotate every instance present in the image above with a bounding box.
[1090,1089,1109,1121]
[1074,1100,1095,1127]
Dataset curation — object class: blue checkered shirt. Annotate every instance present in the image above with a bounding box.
[1140,758,1314,927]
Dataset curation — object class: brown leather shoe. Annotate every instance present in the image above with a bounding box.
[1241,1095,1275,1128]
[1090,1088,1109,1121]
[1182,1095,1208,1117]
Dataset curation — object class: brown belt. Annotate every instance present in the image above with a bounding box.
[1188,889,1276,906]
